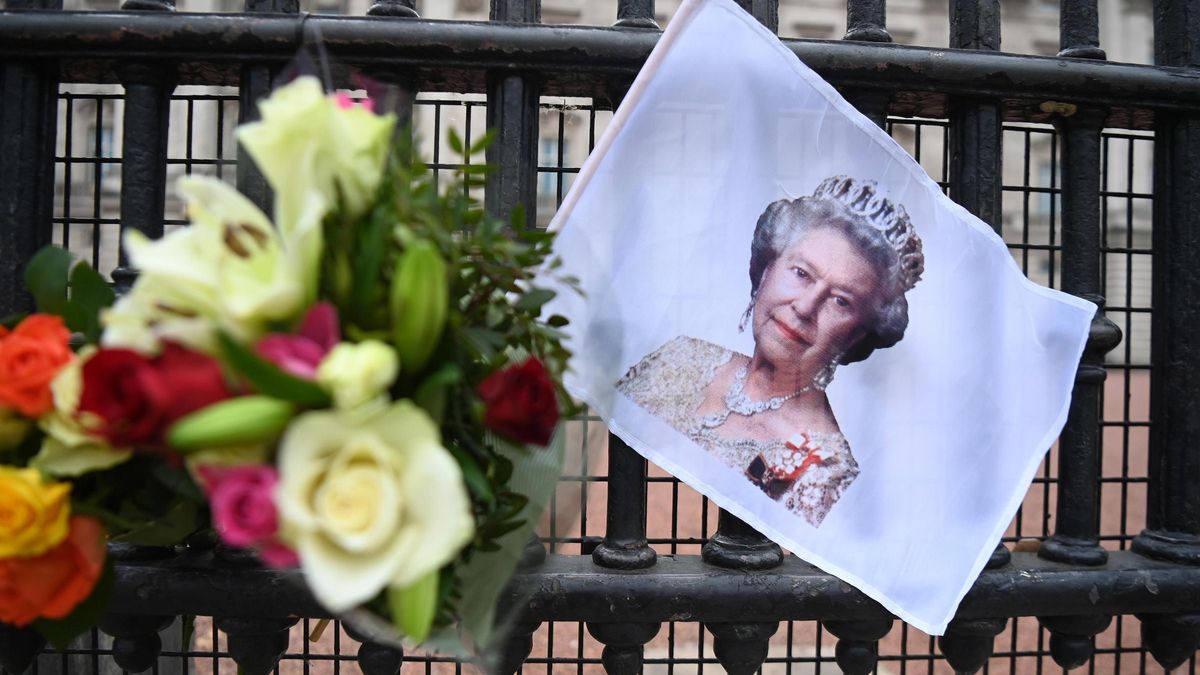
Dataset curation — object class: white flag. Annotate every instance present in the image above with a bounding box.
[543,0,1093,635]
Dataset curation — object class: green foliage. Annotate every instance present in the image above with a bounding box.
[315,127,580,645]
[24,246,71,315]
[23,246,115,341]
[69,457,205,543]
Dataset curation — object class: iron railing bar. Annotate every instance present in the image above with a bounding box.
[101,552,1200,624]
[2,14,1200,112]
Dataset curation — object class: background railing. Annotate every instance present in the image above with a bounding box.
[1,0,1199,673]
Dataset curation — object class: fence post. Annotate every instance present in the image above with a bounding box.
[938,0,1010,670]
[1132,0,1200,665]
[0,0,60,318]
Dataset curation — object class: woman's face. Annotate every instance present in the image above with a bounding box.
[751,227,882,380]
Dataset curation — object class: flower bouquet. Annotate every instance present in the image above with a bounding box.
[0,75,577,660]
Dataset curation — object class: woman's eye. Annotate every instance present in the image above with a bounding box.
[792,267,809,279]
[833,296,851,308]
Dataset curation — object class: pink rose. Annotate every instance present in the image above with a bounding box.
[334,91,375,113]
[256,303,340,380]
[198,465,298,568]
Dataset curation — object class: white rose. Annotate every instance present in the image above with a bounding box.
[275,401,474,612]
[316,340,399,413]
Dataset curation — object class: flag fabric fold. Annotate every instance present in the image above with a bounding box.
[542,0,1094,635]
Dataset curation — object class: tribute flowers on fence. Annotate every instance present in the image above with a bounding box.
[0,74,576,658]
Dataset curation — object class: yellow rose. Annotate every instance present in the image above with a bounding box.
[275,401,474,612]
[0,467,71,558]
[33,348,132,477]
[316,341,399,413]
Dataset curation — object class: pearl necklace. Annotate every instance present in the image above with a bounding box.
[699,365,812,429]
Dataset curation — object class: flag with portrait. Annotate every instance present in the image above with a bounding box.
[541,0,1093,634]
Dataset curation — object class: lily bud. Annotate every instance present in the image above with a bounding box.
[389,240,448,375]
[388,569,439,642]
[167,396,294,451]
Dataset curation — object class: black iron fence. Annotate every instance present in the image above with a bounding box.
[2,0,1199,673]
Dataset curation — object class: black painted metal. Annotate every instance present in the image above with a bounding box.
[705,622,778,675]
[121,0,174,12]
[490,0,539,23]
[82,552,1200,622]
[0,59,58,318]
[4,14,1200,117]
[844,0,890,42]
[1038,614,1112,669]
[593,435,656,569]
[111,60,175,294]
[986,543,1011,569]
[96,614,173,673]
[823,618,893,675]
[947,0,1002,232]
[236,0,294,212]
[586,621,660,675]
[1139,613,1200,670]
[368,0,416,18]
[482,10,541,669]
[1132,0,1200,568]
[0,0,60,318]
[702,510,784,570]
[497,620,540,675]
[214,616,299,675]
[941,5,1009,668]
[615,0,658,29]
[344,623,404,675]
[842,0,891,125]
[0,624,45,675]
[733,0,778,32]
[1040,106,1119,568]
[484,2,539,231]
[1058,0,1105,59]
[938,617,1008,673]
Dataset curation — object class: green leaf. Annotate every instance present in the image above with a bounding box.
[0,312,29,329]
[23,246,71,316]
[447,128,465,156]
[546,314,569,328]
[63,262,115,341]
[150,461,205,503]
[514,288,556,312]
[447,443,493,503]
[468,129,496,156]
[348,207,393,330]
[462,328,504,361]
[413,364,463,425]
[111,499,200,547]
[217,332,331,407]
[34,561,115,649]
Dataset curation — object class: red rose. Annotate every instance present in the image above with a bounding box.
[153,344,233,423]
[78,343,231,447]
[477,357,559,447]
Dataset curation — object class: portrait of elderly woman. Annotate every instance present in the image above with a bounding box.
[616,175,925,527]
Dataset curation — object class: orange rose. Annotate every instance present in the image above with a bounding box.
[0,315,73,417]
[0,516,106,627]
